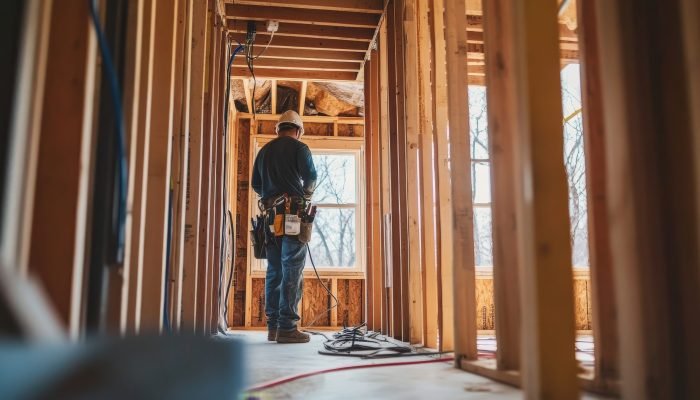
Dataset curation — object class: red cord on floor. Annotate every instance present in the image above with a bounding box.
[246,356,455,393]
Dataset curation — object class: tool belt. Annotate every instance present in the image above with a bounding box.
[250,194,316,259]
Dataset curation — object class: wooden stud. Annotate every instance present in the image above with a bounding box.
[242,79,253,114]
[330,278,339,327]
[28,0,98,338]
[482,0,521,371]
[594,0,700,398]
[270,80,277,114]
[443,0,478,362]
[378,20,392,336]
[576,0,618,390]
[231,0,384,14]
[225,4,381,28]
[430,0,455,352]
[196,1,216,334]
[483,0,578,397]
[402,0,425,346]
[139,0,180,333]
[416,0,439,350]
[298,81,308,116]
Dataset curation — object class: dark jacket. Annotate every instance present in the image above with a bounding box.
[251,136,317,200]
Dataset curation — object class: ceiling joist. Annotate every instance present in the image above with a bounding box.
[230,0,384,14]
[248,47,366,62]
[229,33,369,52]
[231,67,358,81]
[227,20,375,41]
[225,4,381,28]
[233,57,360,71]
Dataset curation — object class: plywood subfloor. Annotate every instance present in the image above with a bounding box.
[227,331,612,400]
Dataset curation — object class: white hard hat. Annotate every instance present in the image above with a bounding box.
[275,110,305,136]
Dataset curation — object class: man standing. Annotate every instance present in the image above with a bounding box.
[251,110,317,343]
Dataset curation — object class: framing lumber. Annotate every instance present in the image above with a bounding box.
[228,33,370,52]
[443,0,477,362]
[298,81,308,115]
[237,113,364,125]
[196,1,216,335]
[378,20,392,336]
[417,0,439,351]
[139,0,179,333]
[402,0,424,346]
[430,0,454,352]
[491,0,578,397]
[126,0,157,334]
[181,0,209,333]
[169,0,193,333]
[111,0,145,334]
[250,47,366,62]
[228,20,375,42]
[595,0,700,398]
[482,0,521,371]
[270,80,277,114]
[225,4,381,28]
[232,58,360,72]
[231,0,384,13]
[28,0,97,338]
[232,67,358,82]
[242,79,253,114]
[577,0,619,390]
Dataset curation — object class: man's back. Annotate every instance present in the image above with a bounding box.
[251,136,317,200]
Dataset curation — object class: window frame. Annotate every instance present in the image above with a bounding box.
[248,134,366,276]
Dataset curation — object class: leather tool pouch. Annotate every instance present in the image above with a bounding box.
[298,222,313,243]
[251,217,266,259]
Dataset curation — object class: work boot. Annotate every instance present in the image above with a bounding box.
[267,328,278,342]
[276,328,310,343]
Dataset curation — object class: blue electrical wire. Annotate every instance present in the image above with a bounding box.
[88,0,128,263]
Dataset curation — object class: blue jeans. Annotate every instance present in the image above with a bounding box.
[265,236,306,331]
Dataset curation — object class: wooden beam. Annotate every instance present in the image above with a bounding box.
[403,0,424,346]
[443,0,477,362]
[298,80,308,115]
[232,67,358,81]
[378,20,392,336]
[225,4,381,28]
[595,0,700,398]
[227,20,375,42]
[181,0,209,333]
[232,57,360,71]
[139,0,180,333]
[491,0,578,397]
[417,0,439,350]
[270,79,277,114]
[250,47,365,62]
[28,0,97,338]
[482,0,521,372]
[228,33,370,52]
[431,0,454,352]
[232,0,384,13]
[242,79,253,114]
[577,0,619,391]
[126,0,157,334]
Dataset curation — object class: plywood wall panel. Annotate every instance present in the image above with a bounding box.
[337,279,364,327]
[250,278,266,327]
[302,278,331,326]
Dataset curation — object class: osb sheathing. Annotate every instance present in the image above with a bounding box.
[302,278,332,327]
[251,278,266,327]
[337,279,364,327]
[475,278,593,330]
[233,119,251,326]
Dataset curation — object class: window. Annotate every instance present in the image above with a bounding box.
[307,152,360,268]
[250,138,364,273]
[561,64,589,267]
[469,86,493,267]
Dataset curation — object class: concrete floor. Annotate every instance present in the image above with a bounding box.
[228,330,611,400]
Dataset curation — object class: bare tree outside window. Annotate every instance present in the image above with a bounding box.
[307,153,358,268]
[469,86,493,267]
